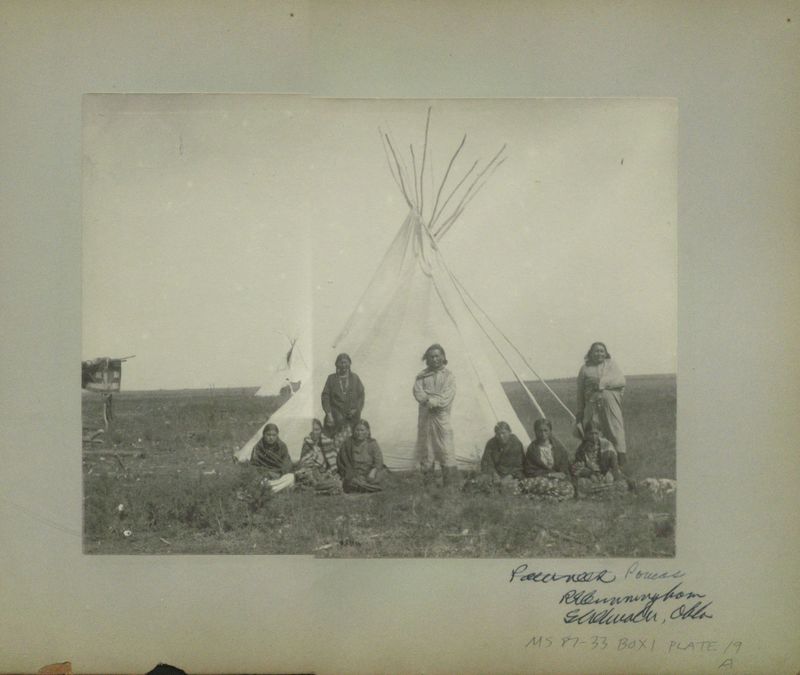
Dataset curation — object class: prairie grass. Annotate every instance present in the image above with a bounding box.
[82,376,676,556]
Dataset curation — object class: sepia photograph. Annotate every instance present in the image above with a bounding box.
[4,1,798,672]
[82,95,676,557]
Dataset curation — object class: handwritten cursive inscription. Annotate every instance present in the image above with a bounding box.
[561,583,704,611]
[510,563,715,629]
[509,564,616,584]
[558,583,711,624]
[624,561,685,581]
[670,601,714,620]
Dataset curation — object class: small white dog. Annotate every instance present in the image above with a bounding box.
[640,477,677,499]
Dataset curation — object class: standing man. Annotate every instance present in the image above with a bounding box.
[321,353,365,436]
[413,343,458,486]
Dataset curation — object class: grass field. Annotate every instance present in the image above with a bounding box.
[82,375,675,556]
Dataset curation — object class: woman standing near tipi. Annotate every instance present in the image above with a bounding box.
[321,353,365,436]
[413,343,458,486]
[576,341,628,467]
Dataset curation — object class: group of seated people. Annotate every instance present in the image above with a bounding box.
[248,416,627,500]
[249,418,385,495]
[473,418,630,500]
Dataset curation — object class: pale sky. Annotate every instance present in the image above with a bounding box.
[83,95,676,390]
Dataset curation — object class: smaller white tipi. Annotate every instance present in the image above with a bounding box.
[236,110,573,469]
[255,335,310,398]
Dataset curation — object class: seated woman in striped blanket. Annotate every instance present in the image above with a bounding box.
[516,418,574,501]
[294,418,341,495]
[337,419,385,493]
[569,423,628,500]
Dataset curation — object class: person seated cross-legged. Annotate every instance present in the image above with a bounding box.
[337,420,385,494]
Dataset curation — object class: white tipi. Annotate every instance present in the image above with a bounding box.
[236,111,572,469]
[254,334,310,398]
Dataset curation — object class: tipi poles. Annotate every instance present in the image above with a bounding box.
[383,131,415,209]
[428,159,479,233]
[459,291,547,419]
[379,131,404,196]
[435,257,547,419]
[382,109,504,233]
[433,146,507,239]
[381,107,433,218]
[451,274,577,421]
[429,134,467,226]
[434,159,507,240]
[418,107,431,217]
[409,145,420,209]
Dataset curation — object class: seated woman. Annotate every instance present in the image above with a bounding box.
[478,421,525,487]
[328,429,348,471]
[336,419,385,493]
[482,421,525,479]
[250,423,295,493]
[294,419,341,495]
[569,423,627,499]
[518,418,574,501]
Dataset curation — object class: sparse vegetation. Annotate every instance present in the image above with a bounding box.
[82,376,676,556]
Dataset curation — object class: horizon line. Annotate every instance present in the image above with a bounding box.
[100,372,677,394]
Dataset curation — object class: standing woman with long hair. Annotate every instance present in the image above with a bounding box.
[320,353,365,436]
[576,342,628,467]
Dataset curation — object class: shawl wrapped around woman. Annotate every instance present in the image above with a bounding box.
[481,434,525,478]
[295,433,341,493]
[297,434,336,473]
[250,437,293,477]
[576,358,627,455]
[524,435,570,477]
[570,437,619,477]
